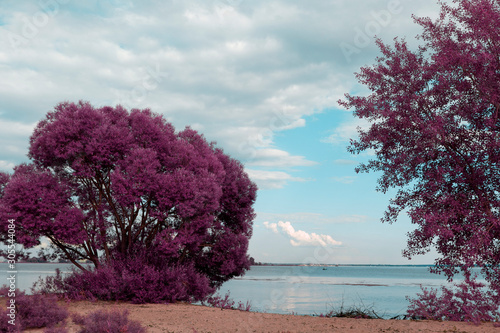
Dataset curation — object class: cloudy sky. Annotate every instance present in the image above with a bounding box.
[1,0,444,264]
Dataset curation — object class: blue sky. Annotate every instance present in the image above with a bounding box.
[0,0,444,264]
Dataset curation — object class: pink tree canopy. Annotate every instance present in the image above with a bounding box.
[0,101,257,289]
[340,0,500,287]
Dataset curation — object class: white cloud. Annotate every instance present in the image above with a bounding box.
[245,169,307,189]
[322,118,371,145]
[258,212,367,225]
[264,221,342,247]
[262,221,278,233]
[0,0,441,187]
[183,3,253,29]
[0,160,16,172]
[31,237,51,252]
[0,120,37,137]
[0,120,36,171]
[246,148,317,168]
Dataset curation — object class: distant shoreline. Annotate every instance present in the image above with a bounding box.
[1,261,436,267]
[251,263,435,267]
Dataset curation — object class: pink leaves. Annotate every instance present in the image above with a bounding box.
[29,101,133,176]
[340,0,500,295]
[158,168,222,219]
[407,278,500,323]
[111,148,162,207]
[1,100,257,300]
[1,164,85,247]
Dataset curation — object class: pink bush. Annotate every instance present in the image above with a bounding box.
[205,292,236,309]
[0,287,68,331]
[205,291,252,311]
[35,251,214,303]
[0,308,19,332]
[339,0,500,301]
[407,278,500,323]
[1,101,257,303]
[76,309,145,333]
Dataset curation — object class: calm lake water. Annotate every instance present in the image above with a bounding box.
[218,265,466,318]
[1,263,477,318]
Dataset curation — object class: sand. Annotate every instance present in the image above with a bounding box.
[20,300,499,333]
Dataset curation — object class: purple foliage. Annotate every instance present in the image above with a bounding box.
[0,288,68,331]
[206,292,236,309]
[34,251,213,303]
[339,0,500,301]
[0,308,20,333]
[64,253,213,303]
[237,300,252,312]
[205,291,252,311]
[32,268,69,297]
[0,101,257,302]
[407,278,500,323]
[76,309,146,333]
[16,293,68,330]
[71,313,86,326]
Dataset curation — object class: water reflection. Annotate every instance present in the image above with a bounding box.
[0,263,484,318]
[219,265,483,318]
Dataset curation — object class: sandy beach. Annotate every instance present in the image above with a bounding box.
[18,300,499,333]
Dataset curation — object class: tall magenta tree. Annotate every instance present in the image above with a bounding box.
[0,101,257,301]
[340,0,500,289]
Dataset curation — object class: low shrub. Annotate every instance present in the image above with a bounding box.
[236,300,252,312]
[33,252,214,304]
[71,312,86,326]
[316,301,383,319]
[31,268,68,296]
[204,291,252,311]
[205,292,235,309]
[76,309,146,333]
[0,307,19,332]
[406,278,500,324]
[0,286,68,331]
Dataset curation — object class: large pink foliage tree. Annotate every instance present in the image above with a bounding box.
[0,101,257,301]
[340,0,500,292]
